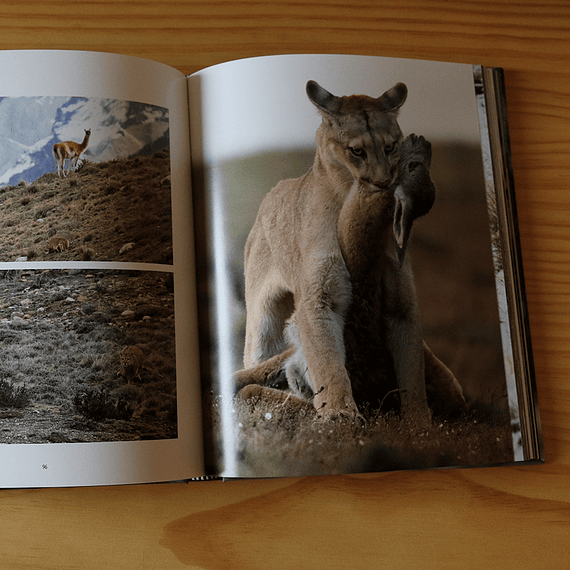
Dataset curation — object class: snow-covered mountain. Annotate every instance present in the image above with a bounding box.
[0,96,169,186]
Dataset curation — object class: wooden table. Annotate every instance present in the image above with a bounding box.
[1,1,569,568]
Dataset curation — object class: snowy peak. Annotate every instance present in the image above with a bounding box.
[0,96,169,186]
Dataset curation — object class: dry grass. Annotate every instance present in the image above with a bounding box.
[0,151,176,442]
[0,268,177,443]
[0,151,172,264]
[202,390,513,478]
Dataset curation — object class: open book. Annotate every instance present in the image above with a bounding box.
[0,50,543,487]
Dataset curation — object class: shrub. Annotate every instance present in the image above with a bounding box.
[73,388,133,421]
[0,378,30,408]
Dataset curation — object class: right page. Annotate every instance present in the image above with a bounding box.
[188,54,542,478]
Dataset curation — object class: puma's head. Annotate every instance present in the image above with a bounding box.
[307,80,407,192]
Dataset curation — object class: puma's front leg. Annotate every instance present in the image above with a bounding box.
[295,306,357,417]
[294,255,359,417]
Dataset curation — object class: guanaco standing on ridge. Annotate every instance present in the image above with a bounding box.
[52,128,91,178]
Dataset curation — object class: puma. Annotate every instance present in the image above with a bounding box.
[234,80,465,419]
[118,345,146,384]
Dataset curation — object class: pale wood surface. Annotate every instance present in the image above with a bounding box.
[1,1,570,568]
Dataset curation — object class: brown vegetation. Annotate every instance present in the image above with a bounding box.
[204,389,513,477]
[0,150,173,263]
[0,151,176,443]
[0,269,177,443]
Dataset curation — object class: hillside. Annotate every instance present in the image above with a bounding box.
[0,268,177,443]
[0,150,173,264]
[0,96,169,187]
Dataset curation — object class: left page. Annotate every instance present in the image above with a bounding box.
[0,50,204,487]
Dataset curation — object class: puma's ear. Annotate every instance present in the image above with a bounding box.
[377,82,408,112]
[306,80,342,115]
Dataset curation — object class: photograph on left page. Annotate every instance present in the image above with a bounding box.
[0,96,173,264]
[0,96,179,444]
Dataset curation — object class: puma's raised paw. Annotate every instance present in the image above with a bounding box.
[400,133,432,170]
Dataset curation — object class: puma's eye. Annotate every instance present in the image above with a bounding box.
[384,143,397,155]
[349,147,366,159]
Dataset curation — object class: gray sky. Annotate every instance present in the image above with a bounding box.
[189,54,482,164]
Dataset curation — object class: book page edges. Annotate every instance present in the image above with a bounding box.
[473,64,544,463]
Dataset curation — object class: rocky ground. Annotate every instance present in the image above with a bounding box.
[0,150,173,264]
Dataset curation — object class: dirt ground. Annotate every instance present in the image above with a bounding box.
[0,268,177,443]
[0,150,173,264]
[0,402,176,444]
[203,388,513,478]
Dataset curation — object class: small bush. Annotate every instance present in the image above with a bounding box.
[35,209,48,219]
[0,378,30,408]
[73,388,133,421]
[78,246,94,261]
[82,303,97,316]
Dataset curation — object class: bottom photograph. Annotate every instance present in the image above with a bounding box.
[0,268,177,444]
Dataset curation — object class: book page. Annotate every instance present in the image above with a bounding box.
[0,50,204,487]
[188,54,526,478]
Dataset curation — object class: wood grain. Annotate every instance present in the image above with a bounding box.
[1,1,570,568]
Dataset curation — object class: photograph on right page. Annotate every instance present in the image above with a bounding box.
[188,54,535,478]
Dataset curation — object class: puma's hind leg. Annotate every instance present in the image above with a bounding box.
[234,348,294,394]
[235,384,315,417]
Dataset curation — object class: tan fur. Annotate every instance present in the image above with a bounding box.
[235,81,465,419]
[118,346,146,384]
[46,236,70,253]
[53,129,91,178]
